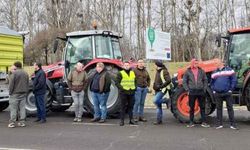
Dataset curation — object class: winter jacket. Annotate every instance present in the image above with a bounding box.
[89,69,111,93]
[67,69,87,92]
[153,67,171,92]
[9,69,29,95]
[210,66,237,93]
[182,67,208,95]
[33,69,46,95]
[133,67,151,88]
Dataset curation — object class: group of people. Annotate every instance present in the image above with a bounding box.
[6,58,238,129]
[7,61,47,128]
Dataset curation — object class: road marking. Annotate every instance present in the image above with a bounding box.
[72,122,139,127]
[0,148,36,150]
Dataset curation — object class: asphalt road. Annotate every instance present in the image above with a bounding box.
[0,108,250,150]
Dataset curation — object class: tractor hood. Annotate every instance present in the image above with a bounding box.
[176,59,223,85]
[41,61,64,79]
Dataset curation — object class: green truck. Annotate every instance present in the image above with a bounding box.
[0,26,24,111]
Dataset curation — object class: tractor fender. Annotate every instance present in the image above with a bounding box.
[28,79,54,94]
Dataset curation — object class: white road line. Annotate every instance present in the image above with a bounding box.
[0,148,36,150]
[72,122,138,127]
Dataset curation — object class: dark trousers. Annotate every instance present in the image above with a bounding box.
[35,94,46,120]
[120,92,135,121]
[189,95,206,123]
[215,93,235,126]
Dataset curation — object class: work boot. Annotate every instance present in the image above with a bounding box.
[134,117,139,122]
[153,120,162,125]
[91,117,100,122]
[119,120,124,126]
[99,119,105,123]
[129,120,136,125]
[8,122,15,128]
[139,117,147,122]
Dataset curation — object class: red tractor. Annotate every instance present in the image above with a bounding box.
[26,30,125,116]
[170,27,250,122]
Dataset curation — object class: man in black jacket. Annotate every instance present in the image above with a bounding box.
[183,59,209,128]
[33,62,47,123]
[89,62,111,123]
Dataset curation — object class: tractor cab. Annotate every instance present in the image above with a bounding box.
[217,28,250,86]
[63,30,122,75]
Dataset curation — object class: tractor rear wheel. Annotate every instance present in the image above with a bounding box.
[26,90,53,116]
[84,67,121,117]
[171,87,215,123]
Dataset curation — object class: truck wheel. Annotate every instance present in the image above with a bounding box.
[26,90,53,116]
[171,87,214,123]
[0,102,9,111]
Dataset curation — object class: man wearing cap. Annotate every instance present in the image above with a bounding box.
[153,60,171,125]
[183,59,209,128]
[116,61,137,126]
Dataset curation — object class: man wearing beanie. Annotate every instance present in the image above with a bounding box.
[153,60,171,125]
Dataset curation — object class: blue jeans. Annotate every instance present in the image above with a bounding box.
[133,87,148,117]
[35,94,46,120]
[91,92,110,120]
[153,91,165,121]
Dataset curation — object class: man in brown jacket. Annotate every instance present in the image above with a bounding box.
[133,58,151,122]
[8,61,29,128]
[67,62,87,122]
[153,60,171,125]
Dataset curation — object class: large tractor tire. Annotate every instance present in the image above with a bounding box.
[171,87,215,123]
[84,67,121,117]
[26,90,53,116]
[0,102,9,111]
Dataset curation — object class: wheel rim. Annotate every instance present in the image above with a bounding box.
[26,90,51,112]
[177,92,200,117]
[26,92,37,112]
[88,81,118,109]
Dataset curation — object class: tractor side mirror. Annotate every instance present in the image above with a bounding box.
[215,34,222,47]
[53,40,59,53]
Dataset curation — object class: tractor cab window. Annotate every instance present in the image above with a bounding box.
[95,36,113,59]
[229,33,250,82]
[112,37,122,59]
[65,36,92,70]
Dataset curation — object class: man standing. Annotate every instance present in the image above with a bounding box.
[183,59,210,128]
[133,58,151,122]
[8,61,29,128]
[116,61,136,126]
[89,63,111,123]
[211,62,238,130]
[67,62,87,122]
[33,62,47,123]
[153,60,171,125]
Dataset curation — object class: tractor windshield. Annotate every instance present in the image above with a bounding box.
[228,33,250,83]
[65,36,93,67]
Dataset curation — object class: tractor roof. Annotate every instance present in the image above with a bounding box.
[228,27,250,34]
[66,30,122,38]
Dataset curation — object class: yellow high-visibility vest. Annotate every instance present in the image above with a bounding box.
[120,70,136,90]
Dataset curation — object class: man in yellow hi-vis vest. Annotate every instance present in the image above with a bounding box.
[116,61,137,126]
